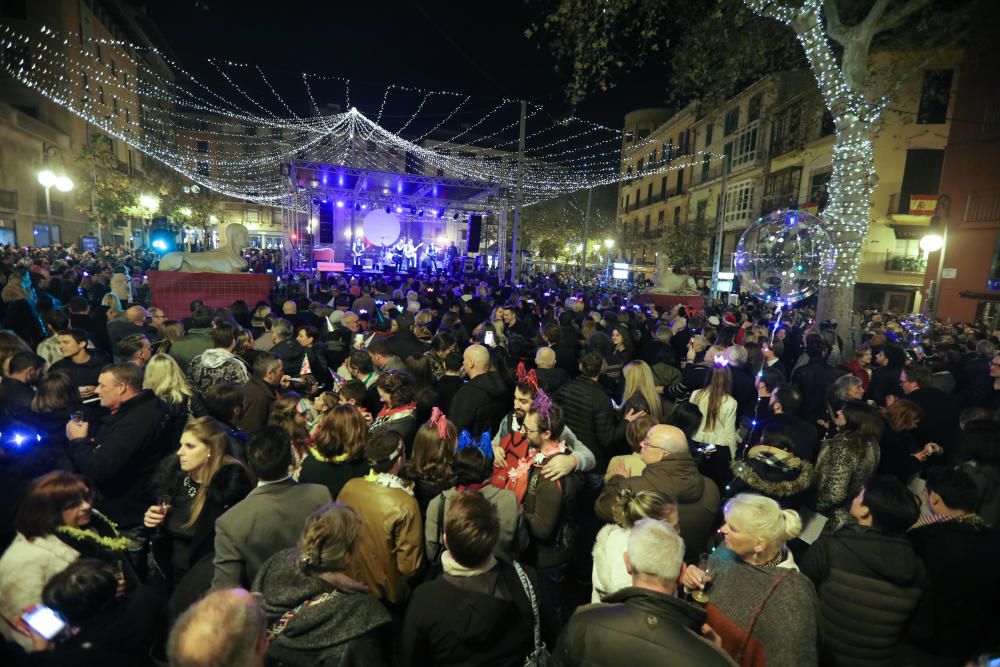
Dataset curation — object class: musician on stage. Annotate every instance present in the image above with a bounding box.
[352,236,365,270]
[402,237,423,270]
[425,245,439,273]
[393,238,406,272]
[446,241,459,276]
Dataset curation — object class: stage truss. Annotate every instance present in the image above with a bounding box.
[281,161,507,274]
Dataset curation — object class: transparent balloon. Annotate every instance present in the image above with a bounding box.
[902,313,931,340]
[733,210,836,305]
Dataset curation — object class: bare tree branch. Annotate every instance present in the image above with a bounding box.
[860,0,894,34]
[876,0,935,33]
[822,0,848,43]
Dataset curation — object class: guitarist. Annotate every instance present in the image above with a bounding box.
[402,237,424,270]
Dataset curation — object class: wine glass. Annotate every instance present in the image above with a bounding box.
[691,551,713,604]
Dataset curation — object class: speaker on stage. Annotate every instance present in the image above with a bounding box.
[318,201,334,244]
[467,214,482,253]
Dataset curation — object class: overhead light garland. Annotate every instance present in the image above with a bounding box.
[2,22,726,212]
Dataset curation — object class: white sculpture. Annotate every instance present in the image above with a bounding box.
[647,252,699,294]
[159,223,250,273]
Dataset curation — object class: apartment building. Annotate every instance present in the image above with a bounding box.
[617,52,960,310]
[0,0,176,246]
[615,105,697,269]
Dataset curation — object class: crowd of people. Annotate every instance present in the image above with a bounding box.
[0,242,998,666]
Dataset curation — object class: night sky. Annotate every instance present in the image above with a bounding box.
[147,0,666,132]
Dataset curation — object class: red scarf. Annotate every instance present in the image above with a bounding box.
[377,402,417,418]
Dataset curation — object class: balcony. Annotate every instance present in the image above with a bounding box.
[884,253,927,274]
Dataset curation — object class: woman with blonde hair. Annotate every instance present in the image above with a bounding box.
[252,503,391,666]
[143,352,196,438]
[152,320,185,356]
[621,360,664,422]
[145,417,253,609]
[299,404,370,500]
[591,488,679,602]
[100,292,124,321]
[681,494,817,666]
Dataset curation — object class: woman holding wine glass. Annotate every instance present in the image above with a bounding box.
[680,494,818,667]
[145,417,253,615]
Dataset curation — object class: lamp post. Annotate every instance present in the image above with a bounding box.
[921,223,947,318]
[603,238,615,282]
[37,168,73,229]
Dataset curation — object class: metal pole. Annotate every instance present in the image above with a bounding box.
[44,186,52,228]
[581,187,592,273]
[930,222,949,319]
[510,100,527,284]
[710,156,729,302]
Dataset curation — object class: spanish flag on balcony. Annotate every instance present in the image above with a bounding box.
[908,195,938,216]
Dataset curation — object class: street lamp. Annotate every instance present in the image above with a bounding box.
[37,168,73,229]
[923,218,948,318]
[920,232,943,253]
[604,238,615,281]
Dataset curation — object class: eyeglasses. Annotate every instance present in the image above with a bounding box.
[519,424,542,434]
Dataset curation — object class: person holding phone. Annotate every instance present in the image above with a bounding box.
[0,472,134,650]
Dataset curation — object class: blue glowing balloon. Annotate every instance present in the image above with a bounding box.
[733,210,836,305]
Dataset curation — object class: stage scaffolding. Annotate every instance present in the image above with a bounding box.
[281,161,506,277]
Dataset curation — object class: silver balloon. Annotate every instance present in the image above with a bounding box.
[733,210,836,305]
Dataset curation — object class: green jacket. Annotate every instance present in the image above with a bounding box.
[168,327,213,372]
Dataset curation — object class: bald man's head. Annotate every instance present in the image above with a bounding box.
[463,344,491,378]
[535,346,556,369]
[647,425,688,456]
[168,588,266,667]
[125,305,147,325]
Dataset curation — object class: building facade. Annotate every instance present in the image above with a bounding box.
[924,29,1000,324]
[617,51,961,310]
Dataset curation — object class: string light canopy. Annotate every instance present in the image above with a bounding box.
[0,22,722,212]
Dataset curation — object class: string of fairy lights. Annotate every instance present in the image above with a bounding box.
[0,21,727,212]
[745,0,883,290]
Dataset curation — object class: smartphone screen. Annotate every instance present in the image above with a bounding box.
[22,605,67,640]
[483,330,495,347]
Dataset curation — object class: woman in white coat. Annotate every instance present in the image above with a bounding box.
[591,488,679,602]
[691,363,739,486]
[0,471,132,650]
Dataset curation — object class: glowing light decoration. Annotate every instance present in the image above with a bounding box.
[733,210,836,305]
[744,0,886,292]
[0,22,725,215]
[902,313,931,341]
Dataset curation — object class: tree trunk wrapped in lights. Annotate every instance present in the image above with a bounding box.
[745,0,933,327]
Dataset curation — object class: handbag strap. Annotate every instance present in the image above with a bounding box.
[512,561,542,651]
[267,589,340,639]
[735,570,791,662]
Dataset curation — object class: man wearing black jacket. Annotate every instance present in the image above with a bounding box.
[66,362,170,570]
[0,351,43,421]
[801,475,925,667]
[790,334,838,422]
[449,344,508,438]
[556,351,619,470]
[50,328,110,390]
